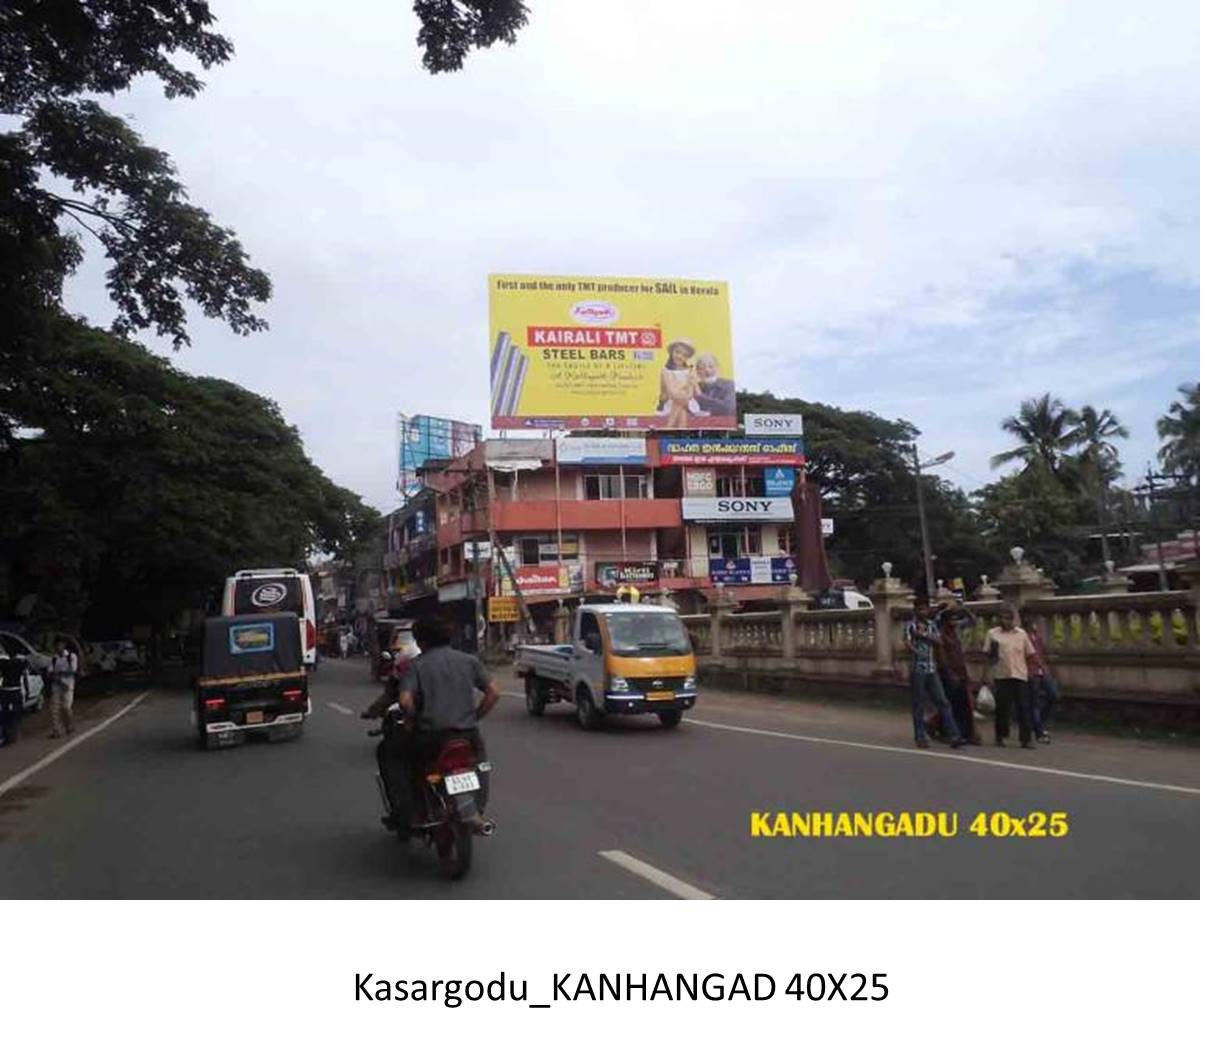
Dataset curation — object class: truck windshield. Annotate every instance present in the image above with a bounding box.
[604,612,692,657]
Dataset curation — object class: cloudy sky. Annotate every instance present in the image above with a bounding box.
[64,0,1199,512]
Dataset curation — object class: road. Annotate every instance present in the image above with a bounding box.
[0,659,1199,898]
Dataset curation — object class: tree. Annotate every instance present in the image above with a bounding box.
[1156,382,1200,483]
[973,466,1093,590]
[735,391,995,588]
[1073,405,1129,483]
[414,0,531,73]
[1,1,270,350]
[0,318,379,634]
[990,394,1081,475]
[1,1,529,354]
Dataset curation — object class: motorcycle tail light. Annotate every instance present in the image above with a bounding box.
[436,739,476,773]
[425,773,442,785]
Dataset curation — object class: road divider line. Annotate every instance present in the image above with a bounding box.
[685,717,1200,795]
[0,692,150,798]
[504,688,1197,795]
[327,702,355,716]
[599,849,716,900]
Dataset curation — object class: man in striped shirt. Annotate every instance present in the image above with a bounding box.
[904,600,965,749]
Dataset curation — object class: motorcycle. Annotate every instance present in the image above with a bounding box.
[370,711,494,880]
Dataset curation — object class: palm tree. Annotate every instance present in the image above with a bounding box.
[1073,405,1129,565]
[1074,405,1129,482]
[1157,382,1200,482]
[990,394,1081,474]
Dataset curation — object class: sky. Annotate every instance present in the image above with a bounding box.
[63,0,1200,513]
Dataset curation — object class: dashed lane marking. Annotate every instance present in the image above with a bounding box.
[599,849,716,900]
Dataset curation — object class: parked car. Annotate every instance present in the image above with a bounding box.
[812,588,873,610]
[0,631,52,675]
[0,645,45,712]
[86,639,142,675]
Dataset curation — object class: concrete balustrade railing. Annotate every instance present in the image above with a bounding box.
[681,566,1199,719]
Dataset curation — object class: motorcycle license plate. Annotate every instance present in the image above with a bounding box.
[245,710,264,725]
[444,771,480,795]
[646,691,675,702]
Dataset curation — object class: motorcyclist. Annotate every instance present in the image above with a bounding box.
[371,615,498,827]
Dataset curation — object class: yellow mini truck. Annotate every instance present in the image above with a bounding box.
[515,604,698,730]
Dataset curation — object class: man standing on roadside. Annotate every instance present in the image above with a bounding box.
[48,638,78,739]
[983,611,1038,749]
[904,600,965,750]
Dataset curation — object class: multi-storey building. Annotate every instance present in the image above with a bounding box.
[414,434,827,633]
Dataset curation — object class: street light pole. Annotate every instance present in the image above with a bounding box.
[911,445,955,599]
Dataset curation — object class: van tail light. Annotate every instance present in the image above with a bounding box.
[203,697,226,711]
[305,619,316,652]
[282,688,304,702]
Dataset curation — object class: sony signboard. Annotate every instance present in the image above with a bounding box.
[744,413,802,437]
[681,497,795,522]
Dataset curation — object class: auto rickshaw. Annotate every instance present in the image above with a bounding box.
[194,613,310,750]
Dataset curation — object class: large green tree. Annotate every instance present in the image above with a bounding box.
[736,391,995,589]
[0,318,379,634]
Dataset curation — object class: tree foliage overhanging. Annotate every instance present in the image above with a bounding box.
[2,1,529,632]
[0,317,380,634]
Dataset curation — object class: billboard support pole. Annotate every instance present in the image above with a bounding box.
[619,465,627,559]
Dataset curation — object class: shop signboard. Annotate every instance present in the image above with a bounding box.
[744,413,803,437]
[683,467,717,496]
[487,597,520,623]
[709,555,798,585]
[659,438,804,466]
[555,437,648,466]
[764,467,797,496]
[681,497,795,522]
[594,561,660,588]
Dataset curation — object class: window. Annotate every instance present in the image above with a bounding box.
[584,471,649,500]
[715,473,764,497]
[777,527,795,555]
[578,612,601,652]
[519,538,540,566]
[707,525,761,559]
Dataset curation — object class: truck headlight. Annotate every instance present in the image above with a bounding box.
[683,676,697,692]
[609,677,630,693]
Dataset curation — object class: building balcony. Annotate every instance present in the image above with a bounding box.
[492,498,682,533]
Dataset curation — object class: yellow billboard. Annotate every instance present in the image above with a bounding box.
[489,274,735,430]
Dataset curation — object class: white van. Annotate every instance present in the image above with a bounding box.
[222,568,318,669]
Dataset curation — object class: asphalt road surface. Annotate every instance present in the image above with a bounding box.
[0,659,1199,898]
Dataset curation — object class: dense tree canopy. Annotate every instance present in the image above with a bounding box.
[1157,382,1200,483]
[0,318,379,635]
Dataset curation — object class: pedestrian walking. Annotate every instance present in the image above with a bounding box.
[0,647,25,746]
[935,599,981,744]
[48,637,78,739]
[983,611,1038,749]
[904,600,964,749]
[1019,610,1058,744]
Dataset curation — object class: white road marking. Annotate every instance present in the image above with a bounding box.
[685,717,1200,796]
[599,849,715,900]
[0,691,150,798]
[504,688,1197,796]
[327,701,355,716]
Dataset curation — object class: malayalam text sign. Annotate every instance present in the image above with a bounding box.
[487,596,520,623]
[489,274,735,430]
[660,438,805,466]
